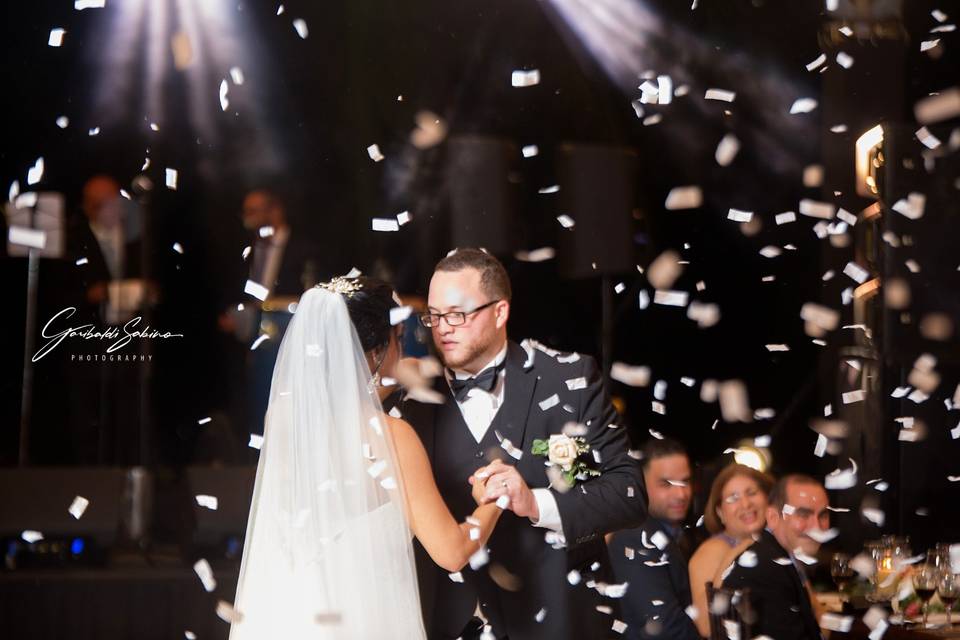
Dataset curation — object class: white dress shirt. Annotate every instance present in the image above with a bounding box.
[446,344,563,534]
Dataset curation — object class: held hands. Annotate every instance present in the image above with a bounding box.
[469,459,540,521]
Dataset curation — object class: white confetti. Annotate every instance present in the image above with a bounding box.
[48,28,66,47]
[738,550,758,568]
[522,145,539,158]
[664,186,702,210]
[687,301,720,328]
[172,242,184,254]
[248,434,264,449]
[806,53,827,71]
[215,600,243,624]
[218,79,229,111]
[806,527,839,544]
[515,247,555,262]
[814,433,828,457]
[535,608,547,623]
[715,134,740,166]
[842,390,866,404]
[367,144,384,162]
[567,570,581,585]
[27,157,44,186]
[75,0,105,9]
[654,290,688,307]
[790,98,818,114]
[56,116,69,128]
[821,614,854,633]
[230,67,244,84]
[75,257,88,265]
[916,126,941,149]
[892,192,926,219]
[766,344,790,352]
[612,620,628,634]
[799,199,835,219]
[610,363,650,387]
[775,211,797,225]
[244,280,269,301]
[389,306,412,326]
[727,208,753,222]
[862,507,885,526]
[68,496,89,520]
[705,88,736,102]
[539,394,560,411]
[556,214,575,229]
[292,18,309,39]
[372,218,399,232]
[825,458,858,490]
[196,495,218,510]
[22,530,44,544]
[650,530,670,550]
[565,377,588,391]
[836,52,854,68]
[193,559,217,592]
[511,69,541,87]
[921,39,940,52]
[843,262,869,284]
[165,168,178,190]
[88,126,100,136]
[759,246,781,258]
[914,88,960,124]
[367,460,387,478]
[448,571,464,583]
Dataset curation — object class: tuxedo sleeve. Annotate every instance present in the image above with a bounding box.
[551,355,645,547]
[609,535,701,640]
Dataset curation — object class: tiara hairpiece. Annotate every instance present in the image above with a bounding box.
[315,276,363,298]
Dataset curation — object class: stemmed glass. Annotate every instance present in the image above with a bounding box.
[938,572,960,629]
[914,562,941,628]
[831,553,855,603]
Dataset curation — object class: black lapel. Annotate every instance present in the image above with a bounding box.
[498,341,538,451]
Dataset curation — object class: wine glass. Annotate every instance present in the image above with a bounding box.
[939,572,960,629]
[831,553,855,601]
[914,562,941,628]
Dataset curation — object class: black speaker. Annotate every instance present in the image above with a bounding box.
[556,143,637,279]
[445,135,520,255]
[185,466,255,552]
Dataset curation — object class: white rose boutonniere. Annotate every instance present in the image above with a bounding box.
[531,434,601,488]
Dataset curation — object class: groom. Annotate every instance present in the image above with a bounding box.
[401,248,646,639]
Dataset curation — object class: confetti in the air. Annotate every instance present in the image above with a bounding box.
[27,157,44,186]
[790,98,818,114]
[48,28,66,47]
[715,134,740,166]
[219,79,229,111]
[664,186,703,210]
[75,0,106,9]
[193,559,217,592]
[367,144,384,162]
[511,69,541,87]
[705,89,736,102]
[196,495,218,510]
[165,168,178,190]
[372,218,399,232]
[69,496,89,520]
[293,19,309,39]
[556,214,575,229]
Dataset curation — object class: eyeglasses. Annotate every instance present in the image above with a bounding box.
[418,300,499,328]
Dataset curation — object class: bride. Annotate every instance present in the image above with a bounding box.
[229,277,502,639]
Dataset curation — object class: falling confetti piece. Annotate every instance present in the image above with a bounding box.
[915,126,941,149]
[88,127,100,136]
[511,69,541,87]
[230,67,244,84]
[371,218,399,232]
[219,79,229,111]
[27,157,44,186]
[538,394,560,411]
[48,28,66,47]
[610,363,650,387]
[75,257,88,266]
[69,496,89,520]
[727,208,752,222]
[836,52,854,68]
[715,134,740,166]
[556,214,575,229]
[790,98,818,114]
[367,144,384,162]
[75,0,106,9]
[799,199,835,219]
[775,211,797,225]
[193,559,217,592]
[654,290,688,307]
[248,434,264,449]
[515,247,555,262]
[56,116,69,128]
[196,495,219,510]
[22,530,44,543]
[705,88,736,102]
[172,242,184,254]
[165,168,178,190]
[843,262,869,284]
[921,39,940,52]
[244,280,269,301]
[664,186,703,210]
[293,19,309,39]
[914,88,960,124]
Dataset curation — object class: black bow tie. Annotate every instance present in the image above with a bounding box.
[449,362,503,402]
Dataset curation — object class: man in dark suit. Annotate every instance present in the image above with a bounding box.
[401,248,645,640]
[608,438,700,640]
[722,474,829,640]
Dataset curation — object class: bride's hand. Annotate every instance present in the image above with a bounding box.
[468,471,488,506]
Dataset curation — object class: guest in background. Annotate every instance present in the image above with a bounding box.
[609,438,701,640]
[688,463,773,637]
[719,474,829,640]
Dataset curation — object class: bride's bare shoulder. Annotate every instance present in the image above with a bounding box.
[385,416,424,452]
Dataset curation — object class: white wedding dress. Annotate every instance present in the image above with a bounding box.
[229,287,426,639]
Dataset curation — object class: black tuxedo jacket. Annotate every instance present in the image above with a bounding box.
[401,340,645,639]
[608,518,700,640]
[724,530,822,640]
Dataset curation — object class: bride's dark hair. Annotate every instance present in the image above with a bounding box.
[341,276,400,354]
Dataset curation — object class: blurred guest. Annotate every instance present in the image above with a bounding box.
[719,474,829,640]
[609,438,700,640]
[210,185,326,462]
[688,464,773,637]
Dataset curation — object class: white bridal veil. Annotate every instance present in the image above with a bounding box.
[229,286,425,639]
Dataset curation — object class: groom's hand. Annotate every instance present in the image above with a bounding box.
[472,460,540,521]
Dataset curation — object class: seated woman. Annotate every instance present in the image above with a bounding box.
[688,464,774,637]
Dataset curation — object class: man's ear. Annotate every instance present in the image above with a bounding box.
[495,300,510,329]
[765,504,780,527]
